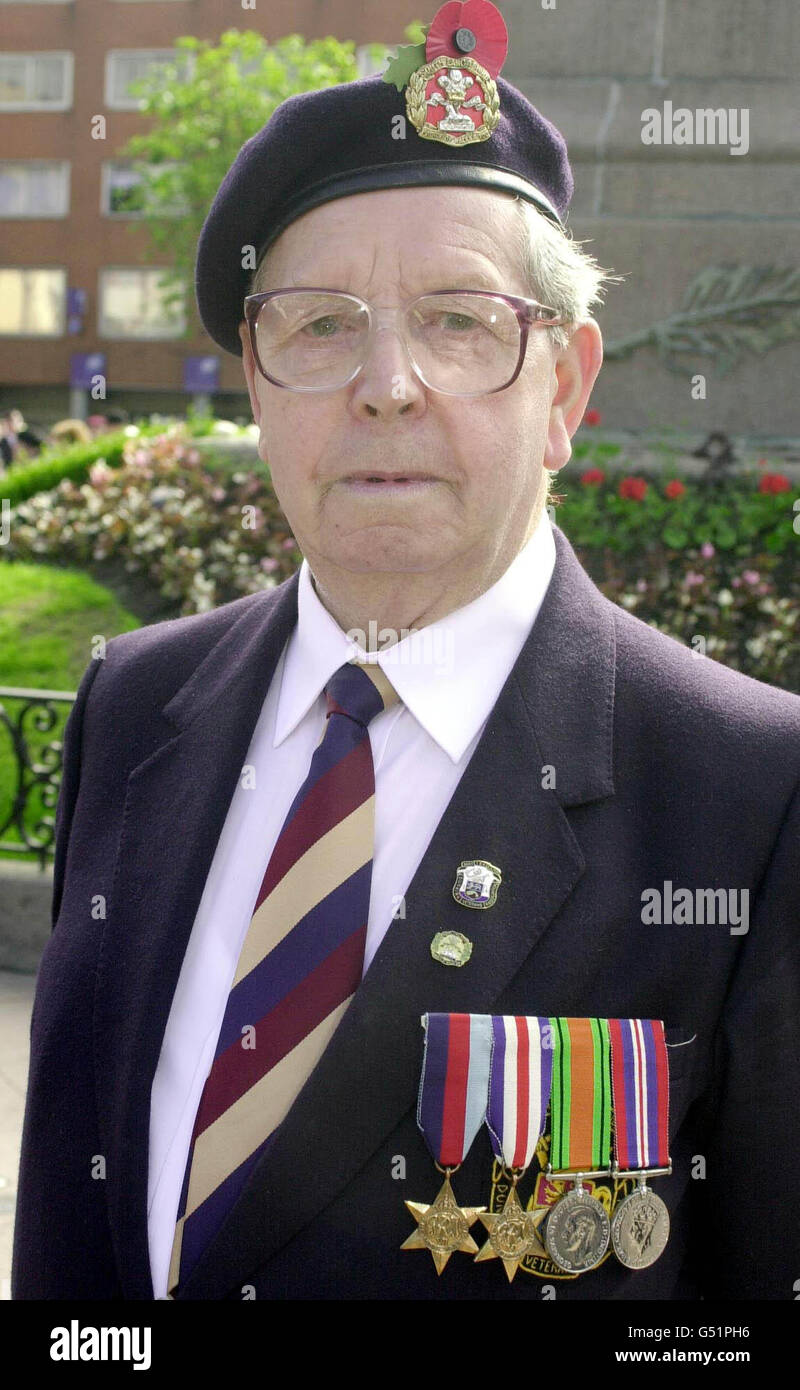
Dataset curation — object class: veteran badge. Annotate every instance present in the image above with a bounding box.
[384,1,508,148]
[452,859,502,909]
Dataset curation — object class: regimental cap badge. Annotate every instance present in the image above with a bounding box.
[452,859,503,909]
[382,0,509,148]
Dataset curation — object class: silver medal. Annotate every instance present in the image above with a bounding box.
[611,1181,670,1269]
[544,1184,610,1274]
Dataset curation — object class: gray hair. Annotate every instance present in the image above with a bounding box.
[511,196,622,351]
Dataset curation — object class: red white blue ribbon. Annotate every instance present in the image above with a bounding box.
[485,1015,553,1171]
[417,1013,493,1167]
[608,1018,670,1170]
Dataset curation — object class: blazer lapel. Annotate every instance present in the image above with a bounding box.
[177,526,618,1300]
[94,573,301,1299]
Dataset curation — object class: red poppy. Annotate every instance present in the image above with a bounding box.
[581,468,606,485]
[665,479,686,499]
[758,472,791,494]
[425,0,509,77]
[583,408,603,426]
[619,476,648,501]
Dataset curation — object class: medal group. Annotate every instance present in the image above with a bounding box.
[402,1013,672,1281]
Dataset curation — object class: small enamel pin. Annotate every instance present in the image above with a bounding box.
[383,0,509,149]
[452,859,502,910]
[430,930,473,967]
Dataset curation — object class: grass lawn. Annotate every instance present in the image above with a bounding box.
[0,561,140,862]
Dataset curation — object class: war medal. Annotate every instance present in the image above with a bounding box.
[542,1017,613,1274]
[387,1,508,149]
[401,1012,492,1273]
[475,1016,554,1280]
[608,1018,672,1269]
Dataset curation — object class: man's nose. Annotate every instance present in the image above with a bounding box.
[349,310,426,418]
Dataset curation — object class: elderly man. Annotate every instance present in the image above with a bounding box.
[12,2,800,1303]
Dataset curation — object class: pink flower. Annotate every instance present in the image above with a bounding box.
[742,569,760,585]
[211,486,226,502]
[683,571,705,588]
[636,578,648,592]
[281,537,298,551]
[89,461,113,488]
[700,541,715,558]
[260,556,279,572]
[580,468,606,485]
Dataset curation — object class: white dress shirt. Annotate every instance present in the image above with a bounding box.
[147,508,556,1297]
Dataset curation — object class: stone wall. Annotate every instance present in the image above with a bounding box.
[494,0,799,438]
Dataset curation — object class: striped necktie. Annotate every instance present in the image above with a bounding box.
[168,658,398,1295]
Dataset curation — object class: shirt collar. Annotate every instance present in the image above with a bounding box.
[274,508,556,762]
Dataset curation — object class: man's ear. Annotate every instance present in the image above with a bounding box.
[238,320,262,426]
[543,320,603,472]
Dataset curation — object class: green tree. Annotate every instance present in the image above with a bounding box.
[118,28,386,334]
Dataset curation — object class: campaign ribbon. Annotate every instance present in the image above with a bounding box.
[403,1013,492,1272]
[608,1017,670,1170]
[417,1012,493,1165]
[549,1016,612,1172]
[485,1015,553,1171]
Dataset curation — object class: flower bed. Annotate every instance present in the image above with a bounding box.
[553,463,799,692]
[3,429,301,615]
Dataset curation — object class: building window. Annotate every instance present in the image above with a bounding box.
[98,267,186,339]
[0,53,73,111]
[100,161,187,217]
[105,49,192,111]
[0,161,69,217]
[0,267,66,335]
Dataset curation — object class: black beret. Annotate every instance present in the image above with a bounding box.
[195,71,573,357]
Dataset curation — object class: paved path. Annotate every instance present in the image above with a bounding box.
[0,970,35,1300]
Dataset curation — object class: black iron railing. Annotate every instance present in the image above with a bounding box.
[0,685,77,869]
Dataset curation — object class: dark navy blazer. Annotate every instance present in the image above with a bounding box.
[11,525,800,1300]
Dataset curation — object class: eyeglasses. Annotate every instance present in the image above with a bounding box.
[243,288,565,397]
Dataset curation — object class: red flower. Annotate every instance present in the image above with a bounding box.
[619,476,648,501]
[580,468,606,485]
[583,408,602,426]
[665,479,686,499]
[425,0,509,77]
[758,472,791,494]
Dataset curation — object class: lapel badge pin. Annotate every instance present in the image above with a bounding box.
[431,930,473,967]
[452,859,502,910]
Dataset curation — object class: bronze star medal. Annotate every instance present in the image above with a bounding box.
[475,1178,548,1281]
[401,1170,486,1275]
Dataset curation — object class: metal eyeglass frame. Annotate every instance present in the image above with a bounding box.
[242,287,566,397]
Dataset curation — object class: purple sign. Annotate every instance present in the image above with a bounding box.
[69,352,106,389]
[183,355,220,392]
[67,288,87,317]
